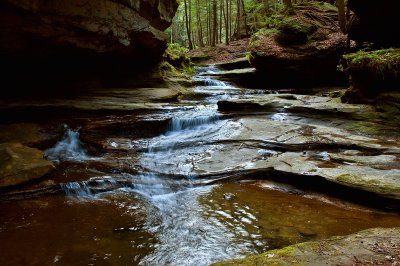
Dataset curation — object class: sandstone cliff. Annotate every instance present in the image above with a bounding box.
[0,0,178,93]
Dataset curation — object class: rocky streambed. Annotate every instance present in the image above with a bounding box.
[0,64,400,265]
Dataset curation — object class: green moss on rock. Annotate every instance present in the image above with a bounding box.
[213,228,400,266]
[341,49,400,104]
[343,48,400,79]
[247,2,346,87]
[163,43,195,76]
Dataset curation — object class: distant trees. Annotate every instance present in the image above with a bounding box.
[170,0,251,48]
[169,0,347,50]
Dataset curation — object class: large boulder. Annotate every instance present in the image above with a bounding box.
[249,2,347,88]
[0,0,178,93]
[0,143,54,188]
[341,48,400,111]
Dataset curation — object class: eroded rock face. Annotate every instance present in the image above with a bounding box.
[0,0,177,59]
[0,0,178,93]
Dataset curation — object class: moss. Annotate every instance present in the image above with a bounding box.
[250,1,337,49]
[212,241,324,266]
[275,17,318,45]
[345,121,382,135]
[165,43,190,63]
[343,48,400,79]
[244,53,252,65]
[306,1,337,12]
[163,43,195,77]
[375,92,400,114]
[335,173,400,196]
[336,173,368,186]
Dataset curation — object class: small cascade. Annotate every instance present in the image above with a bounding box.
[60,174,189,199]
[61,176,121,197]
[60,182,92,197]
[194,76,228,87]
[194,65,230,87]
[168,114,221,131]
[45,126,91,163]
[195,65,220,75]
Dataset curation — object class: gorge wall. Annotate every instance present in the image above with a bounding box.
[347,0,400,47]
[0,0,178,94]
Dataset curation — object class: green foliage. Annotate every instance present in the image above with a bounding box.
[306,1,337,12]
[249,1,340,49]
[182,63,196,76]
[166,43,190,61]
[270,15,317,45]
[345,49,400,65]
[245,0,284,30]
[163,43,195,77]
[344,48,400,79]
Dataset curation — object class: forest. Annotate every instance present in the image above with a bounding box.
[167,0,345,49]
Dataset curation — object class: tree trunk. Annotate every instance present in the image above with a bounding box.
[207,0,212,45]
[184,0,193,49]
[212,0,217,46]
[229,0,232,41]
[219,0,223,43]
[235,0,240,40]
[283,0,294,15]
[241,0,248,37]
[224,0,229,44]
[196,0,204,47]
[336,0,346,33]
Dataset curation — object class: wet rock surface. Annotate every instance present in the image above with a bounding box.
[0,64,399,265]
[0,143,54,188]
[211,95,400,199]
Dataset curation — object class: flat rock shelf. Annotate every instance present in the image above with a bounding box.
[1,64,400,266]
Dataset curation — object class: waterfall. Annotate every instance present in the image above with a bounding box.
[168,114,221,131]
[193,76,229,87]
[45,126,91,163]
[60,182,92,197]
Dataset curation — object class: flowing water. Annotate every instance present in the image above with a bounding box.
[1,65,400,266]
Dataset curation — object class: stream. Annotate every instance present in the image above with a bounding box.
[1,64,400,266]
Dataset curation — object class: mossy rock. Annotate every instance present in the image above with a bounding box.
[343,48,400,80]
[247,1,346,87]
[275,18,318,45]
[342,49,400,103]
[164,43,190,67]
[213,228,400,266]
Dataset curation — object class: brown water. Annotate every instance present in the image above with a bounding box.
[1,182,400,266]
[1,65,400,265]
